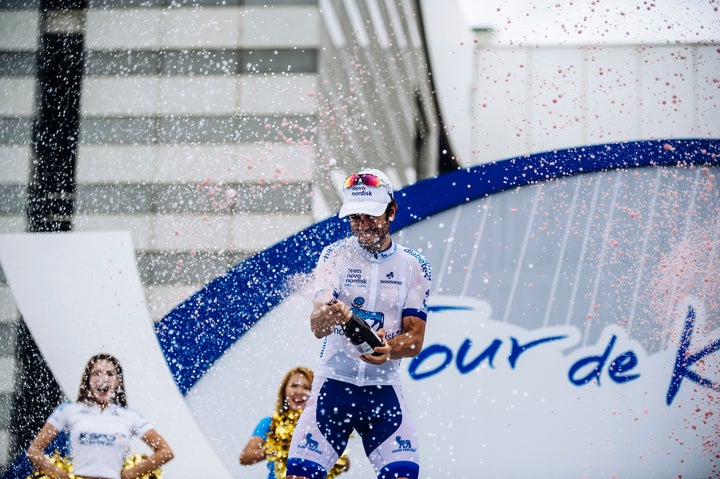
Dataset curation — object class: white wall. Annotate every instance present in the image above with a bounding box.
[422,0,720,165]
[470,43,720,164]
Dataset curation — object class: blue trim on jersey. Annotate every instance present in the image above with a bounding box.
[154,139,720,394]
[402,308,427,321]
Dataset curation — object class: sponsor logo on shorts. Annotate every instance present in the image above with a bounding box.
[298,433,323,455]
[392,435,417,453]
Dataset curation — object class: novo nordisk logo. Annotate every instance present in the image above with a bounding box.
[393,435,417,453]
[298,433,323,454]
[351,188,372,196]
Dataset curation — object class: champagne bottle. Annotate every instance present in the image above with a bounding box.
[343,314,384,356]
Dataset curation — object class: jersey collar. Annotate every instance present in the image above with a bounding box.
[355,239,396,262]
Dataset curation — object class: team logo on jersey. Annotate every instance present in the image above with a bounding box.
[344,267,367,286]
[352,297,384,330]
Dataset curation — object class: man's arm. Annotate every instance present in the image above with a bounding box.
[386,315,426,359]
[310,299,351,338]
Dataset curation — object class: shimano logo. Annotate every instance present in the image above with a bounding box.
[381,271,402,285]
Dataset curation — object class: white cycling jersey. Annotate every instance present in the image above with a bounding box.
[47,401,153,479]
[313,237,431,386]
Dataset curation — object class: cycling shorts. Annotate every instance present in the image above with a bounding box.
[286,377,420,479]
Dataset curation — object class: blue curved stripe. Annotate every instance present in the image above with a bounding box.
[427,305,474,313]
[154,138,720,395]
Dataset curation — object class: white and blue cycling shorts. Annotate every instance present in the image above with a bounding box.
[286,377,420,479]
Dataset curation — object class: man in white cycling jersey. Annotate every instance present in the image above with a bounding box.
[286,168,431,479]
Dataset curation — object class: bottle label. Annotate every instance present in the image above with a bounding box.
[355,342,376,355]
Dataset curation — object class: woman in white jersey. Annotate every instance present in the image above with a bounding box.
[286,169,431,479]
[26,353,174,479]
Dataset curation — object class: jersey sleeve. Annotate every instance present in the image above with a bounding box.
[251,416,272,440]
[128,407,153,437]
[46,402,73,432]
[402,249,432,321]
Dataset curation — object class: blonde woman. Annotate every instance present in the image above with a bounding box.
[240,367,349,479]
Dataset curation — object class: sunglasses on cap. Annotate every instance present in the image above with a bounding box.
[343,173,385,189]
